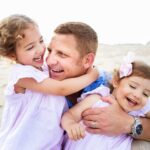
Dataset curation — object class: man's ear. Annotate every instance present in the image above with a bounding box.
[83,52,95,69]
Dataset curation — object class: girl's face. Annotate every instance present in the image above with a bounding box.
[15,25,46,69]
[113,76,150,112]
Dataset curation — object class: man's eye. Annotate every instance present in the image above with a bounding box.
[61,54,67,57]
[40,39,44,43]
[143,92,149,97]
[59,52,67,58]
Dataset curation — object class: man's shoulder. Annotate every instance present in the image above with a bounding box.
[82,69,112,93]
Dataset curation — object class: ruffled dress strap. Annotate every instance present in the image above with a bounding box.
[82,69,112,93]
[78,85,110,102]
[129,98,150,117]
[5,64,49,96]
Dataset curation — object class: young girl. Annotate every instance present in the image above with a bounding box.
[0,14,98,150]
[61,53,150,150]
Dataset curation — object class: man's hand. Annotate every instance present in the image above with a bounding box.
[81,96,134,136]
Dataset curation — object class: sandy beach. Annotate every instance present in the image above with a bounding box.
[0,43,150,123]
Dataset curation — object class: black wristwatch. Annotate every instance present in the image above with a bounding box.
[130,117,143,137]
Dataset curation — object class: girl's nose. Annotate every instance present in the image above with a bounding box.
[36,44,45,54]
[46,52,58,66]
[133,90,141,100]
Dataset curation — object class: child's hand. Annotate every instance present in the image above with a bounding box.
[14,84,26,94]
[87,66,99,80]
[66,123,85,140]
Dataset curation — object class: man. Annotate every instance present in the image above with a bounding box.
[46,22,150,149]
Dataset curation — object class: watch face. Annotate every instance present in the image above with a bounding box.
[136,124,143,135]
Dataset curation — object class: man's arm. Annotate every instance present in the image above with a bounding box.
[82,96,150,141]
[138,118,150,141]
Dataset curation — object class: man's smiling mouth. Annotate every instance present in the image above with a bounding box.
[51,69,64,73]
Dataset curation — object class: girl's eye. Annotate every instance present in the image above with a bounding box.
[26,46,34,51]
[129,84,136,89]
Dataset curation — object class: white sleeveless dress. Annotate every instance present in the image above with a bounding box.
[0,64,66,150]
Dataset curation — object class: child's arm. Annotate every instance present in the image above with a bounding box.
[145,111,150,118]
[61,94,101,140]
[15,67,99,96]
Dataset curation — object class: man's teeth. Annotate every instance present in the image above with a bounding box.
[52,69,63,73]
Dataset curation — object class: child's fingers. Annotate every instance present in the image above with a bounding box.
[67,124,85,140]
[67,130,74,140]
[72,125,83,140]
[79,126,86,138]
[71,128,78,140]
[74,125,85,140]
[76,126,82,140]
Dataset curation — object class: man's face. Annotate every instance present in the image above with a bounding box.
[46,34,89,80]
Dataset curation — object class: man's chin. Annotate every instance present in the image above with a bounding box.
[50,74,64,81]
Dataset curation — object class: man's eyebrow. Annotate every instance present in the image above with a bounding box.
[40,36,43,40]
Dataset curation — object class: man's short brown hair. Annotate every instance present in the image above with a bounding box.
[54,22,98,56]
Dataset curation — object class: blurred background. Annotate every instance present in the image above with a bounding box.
[0,0,150,122]
[0,0,150,44]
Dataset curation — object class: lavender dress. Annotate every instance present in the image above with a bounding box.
[65,85,150,150]
[0,64,66,150]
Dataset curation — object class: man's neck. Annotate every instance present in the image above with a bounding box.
[66,91,82,106]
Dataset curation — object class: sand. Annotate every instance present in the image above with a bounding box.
[94,43,150,71]
[0,43,150,122]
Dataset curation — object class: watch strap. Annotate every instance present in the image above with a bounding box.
[130,116,143,138]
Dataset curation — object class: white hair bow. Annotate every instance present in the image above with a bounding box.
[119,52,135,78]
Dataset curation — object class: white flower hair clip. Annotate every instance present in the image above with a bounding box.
[119,52,135,78]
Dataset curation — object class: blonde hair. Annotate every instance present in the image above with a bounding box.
[0,14,37,58]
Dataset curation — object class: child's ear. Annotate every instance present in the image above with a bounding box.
[83,52,95,69]
[112,77,119,88]
[9,53,17,61]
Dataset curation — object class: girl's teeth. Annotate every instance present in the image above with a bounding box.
[127,98,137,105]
[34,57,42,61]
